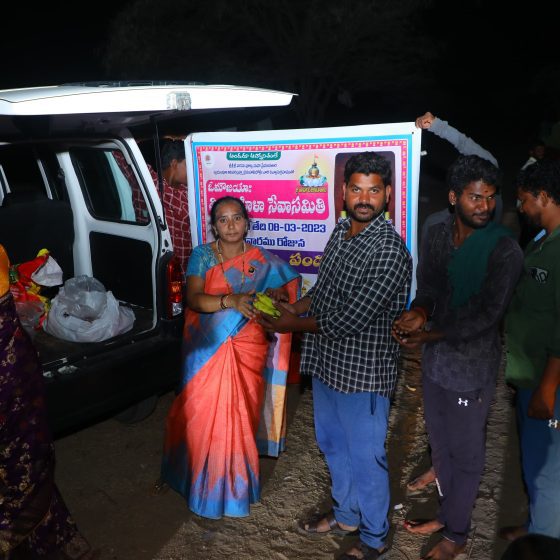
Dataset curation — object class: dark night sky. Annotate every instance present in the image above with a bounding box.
[0,2,131,89]
[1,1,558,189]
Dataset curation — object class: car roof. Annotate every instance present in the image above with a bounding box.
[0,81,295,138]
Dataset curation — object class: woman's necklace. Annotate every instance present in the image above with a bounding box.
[216,239,246,293]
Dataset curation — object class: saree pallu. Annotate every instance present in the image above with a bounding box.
[0,292,77,556]
[161,245,300,519]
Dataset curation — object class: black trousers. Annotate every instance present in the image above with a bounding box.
[422,375,495,545]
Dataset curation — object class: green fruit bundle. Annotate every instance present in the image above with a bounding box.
[253,292,281,318]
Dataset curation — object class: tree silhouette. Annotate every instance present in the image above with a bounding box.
[103,0,439,127]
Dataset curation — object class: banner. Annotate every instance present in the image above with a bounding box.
[186,123,421,296]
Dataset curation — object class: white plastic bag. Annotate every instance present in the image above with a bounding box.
[30,255,64,287]
[43,275,135,342]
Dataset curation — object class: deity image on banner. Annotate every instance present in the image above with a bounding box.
[299,156,327,187]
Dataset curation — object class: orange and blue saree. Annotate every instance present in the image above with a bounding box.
[161,243,300,519]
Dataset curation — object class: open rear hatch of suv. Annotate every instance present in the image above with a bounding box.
[0,82,294,433]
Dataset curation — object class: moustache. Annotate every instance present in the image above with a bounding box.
[355,204,375,211]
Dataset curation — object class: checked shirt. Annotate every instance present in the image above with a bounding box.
[111,151,192,275]
[147,166,192,275]
[301,213,412,396]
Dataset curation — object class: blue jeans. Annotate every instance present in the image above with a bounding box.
[312,377,390,549]
[517,387,560,538]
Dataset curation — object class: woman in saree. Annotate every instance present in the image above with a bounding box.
[160,196,300,519]
[0,243,95,559]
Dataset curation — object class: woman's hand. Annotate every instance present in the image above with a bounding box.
[228,290,256,319]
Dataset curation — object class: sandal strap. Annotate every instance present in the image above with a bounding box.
[326,512,340,530]
[339,541,388,560]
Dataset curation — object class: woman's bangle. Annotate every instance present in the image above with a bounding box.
[220,294,229,310]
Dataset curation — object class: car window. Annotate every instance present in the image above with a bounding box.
[0,145,50,204]
[70,148,150,224]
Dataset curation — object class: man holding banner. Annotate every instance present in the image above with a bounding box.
[392,155,523,559]
[258,151,412,560]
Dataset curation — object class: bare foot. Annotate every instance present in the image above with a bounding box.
[301,511,357,534]
[498,524,528,542]
[403,518,444,535]
[407,466,436,494]
[422,538,466,560]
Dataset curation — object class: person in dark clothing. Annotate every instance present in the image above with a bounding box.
[392,155,524,560]
[500,160,560,543]
[0,244,97,559]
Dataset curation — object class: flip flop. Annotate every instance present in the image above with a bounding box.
[298,510,358,537]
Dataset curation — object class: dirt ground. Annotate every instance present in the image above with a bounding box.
[54,347,527,560]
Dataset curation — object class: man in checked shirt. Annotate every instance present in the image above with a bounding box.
[113,139,192,275]
[147,140,192,275]
[259,152,412,560]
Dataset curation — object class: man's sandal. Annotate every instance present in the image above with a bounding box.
[298,510,358,537]
[338,541,389,559]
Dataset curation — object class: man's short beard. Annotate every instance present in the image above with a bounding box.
[346,204,384,223]
[455,203,494,229]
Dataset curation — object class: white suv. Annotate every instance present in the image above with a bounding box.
[0,81,293,434]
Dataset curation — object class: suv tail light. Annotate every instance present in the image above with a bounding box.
[166,256,184,318]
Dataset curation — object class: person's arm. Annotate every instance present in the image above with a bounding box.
[529,259,560,418]
[393,237,523,348]
[408,219,445,318]
[392,224,443,345]
[258,294,315,332]
[419,112,498,166]
[315,241,411,340]
[185,245,256,318]
[443,237,524,343]
[260,240,411,337]
[528,357,560,419]
[186,275,256,318]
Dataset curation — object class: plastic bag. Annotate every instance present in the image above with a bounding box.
[31,255,64,287]
[43,275,135,342]
[10,249,63,329]
[15,300,45,331]
[54,276,108,321]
